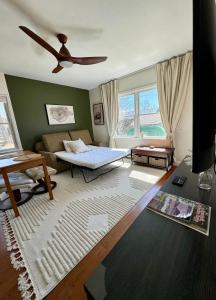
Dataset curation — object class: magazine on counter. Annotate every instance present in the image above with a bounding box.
[147,191,211,236]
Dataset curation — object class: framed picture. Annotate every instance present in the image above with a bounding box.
[45,104,75,125]
[93,103,104,125]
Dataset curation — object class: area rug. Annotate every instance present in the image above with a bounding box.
[1,161,165,299]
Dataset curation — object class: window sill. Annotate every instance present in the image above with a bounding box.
[115,136,167,140]
[0,147,23,156]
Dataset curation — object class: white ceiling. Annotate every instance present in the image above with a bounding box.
[0,0,192,90]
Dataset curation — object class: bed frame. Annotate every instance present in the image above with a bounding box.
[58,155,129,183]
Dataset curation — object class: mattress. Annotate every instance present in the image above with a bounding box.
[55,146,130,169]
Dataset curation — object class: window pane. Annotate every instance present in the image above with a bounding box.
[0,102,8,123]
[139,89,166,137]
[117,94,135,136]
[0,102,16,151]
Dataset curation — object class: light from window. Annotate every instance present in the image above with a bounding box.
[0,100,17,151]
[117,87,166,138]
[117,94,135,136]
[139,89,166,137]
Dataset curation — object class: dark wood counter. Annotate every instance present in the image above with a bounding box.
[85,161,216,300]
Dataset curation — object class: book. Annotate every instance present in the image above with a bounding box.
[147,191,211,236]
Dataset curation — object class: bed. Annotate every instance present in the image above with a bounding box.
[55,146,130,182]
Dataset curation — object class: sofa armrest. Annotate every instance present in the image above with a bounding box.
[39,150,70,173]
[39,151,57,166]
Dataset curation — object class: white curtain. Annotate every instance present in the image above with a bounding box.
[156,52,192,147]
[100,79,119,147]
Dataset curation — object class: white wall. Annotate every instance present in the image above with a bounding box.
[89,66,192,162]
[173,87,192,162]
[89,87,109,145]
[118,66,156,92]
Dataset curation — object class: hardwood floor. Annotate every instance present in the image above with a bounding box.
[0,166,176,300]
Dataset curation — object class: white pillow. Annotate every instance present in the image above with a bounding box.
[63,139,91,153]
[63,140,72,152]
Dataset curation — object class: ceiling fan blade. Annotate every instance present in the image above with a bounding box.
[69,56,107,65]
[19,26,62,59]
[59,44,71,57]
[52,65,63,73]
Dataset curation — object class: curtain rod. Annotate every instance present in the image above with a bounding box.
[117,63,156,80]
[158,50,192,65]
[101,50,192,86]
[118,50,192,80]
[99,63,156,86]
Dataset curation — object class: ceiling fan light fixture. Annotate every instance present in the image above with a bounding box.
[59,60,73,68]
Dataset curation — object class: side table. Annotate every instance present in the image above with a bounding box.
[131,146,174,171]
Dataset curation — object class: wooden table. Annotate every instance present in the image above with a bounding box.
[131,146,174,170]
[85,161,216,300]
[0,151,54,217]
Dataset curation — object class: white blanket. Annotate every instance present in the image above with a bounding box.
[55,146,130,169]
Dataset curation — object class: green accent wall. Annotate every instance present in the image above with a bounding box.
[5,75,92,150]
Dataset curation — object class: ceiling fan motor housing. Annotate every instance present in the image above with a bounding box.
[56,33,67,44]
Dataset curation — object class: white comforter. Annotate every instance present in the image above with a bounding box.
[55,146,130,169]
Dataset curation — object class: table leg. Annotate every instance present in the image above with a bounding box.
[166,156,169,171]
[42,159,54,200]
[171,152,174,165]
[1,170,19,217]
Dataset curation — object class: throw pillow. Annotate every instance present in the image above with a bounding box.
[63,139,91,153]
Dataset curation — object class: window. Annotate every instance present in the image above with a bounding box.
[117,86,166,138]
[117,94,135,136]
[0,96,20,152]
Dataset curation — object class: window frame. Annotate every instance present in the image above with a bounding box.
[117,84,166,139]
[0,94,22,154]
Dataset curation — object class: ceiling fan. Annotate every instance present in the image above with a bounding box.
[19,26,107,73]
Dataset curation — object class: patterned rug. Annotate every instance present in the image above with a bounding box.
[1,161,165,299]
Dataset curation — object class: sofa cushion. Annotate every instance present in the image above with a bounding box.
[0,172,33,193]
[25,166,57,181]
[42,132,71,153]
[69,129,93,145]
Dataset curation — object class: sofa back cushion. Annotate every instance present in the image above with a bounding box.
[69,129,93,145]
[42,132,71,153]
[35,141,45,152]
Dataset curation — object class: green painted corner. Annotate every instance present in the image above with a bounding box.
[5,75,92,150]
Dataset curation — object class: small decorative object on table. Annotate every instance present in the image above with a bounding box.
[131,146,174,170]
[198,167,214,190]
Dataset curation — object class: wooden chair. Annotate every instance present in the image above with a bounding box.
[0,172,34,211]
